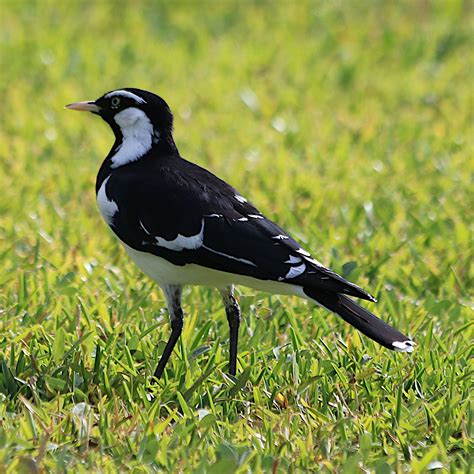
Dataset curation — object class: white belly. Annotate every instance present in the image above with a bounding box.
[123,243,305,297]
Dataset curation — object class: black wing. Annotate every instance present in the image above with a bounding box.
[104,156,375,301]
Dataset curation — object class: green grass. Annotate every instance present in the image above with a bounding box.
[1,0,473,472]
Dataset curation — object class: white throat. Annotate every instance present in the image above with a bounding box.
[110,107,154,168]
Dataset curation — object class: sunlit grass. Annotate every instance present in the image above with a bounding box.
[0,0,472,471]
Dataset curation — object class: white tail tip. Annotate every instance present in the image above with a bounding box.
[392,340,415,353]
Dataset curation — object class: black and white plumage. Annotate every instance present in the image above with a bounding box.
[66,88,414,379]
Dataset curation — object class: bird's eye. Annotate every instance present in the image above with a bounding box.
[111,97,121,108]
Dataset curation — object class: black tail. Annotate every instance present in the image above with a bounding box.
[304,288,414,352]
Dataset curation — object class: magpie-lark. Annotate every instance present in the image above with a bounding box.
[66,88,414,380]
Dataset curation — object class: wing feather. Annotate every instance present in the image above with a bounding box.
[104,157,375,301]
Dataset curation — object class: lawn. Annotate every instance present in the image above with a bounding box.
[0,0,472,472]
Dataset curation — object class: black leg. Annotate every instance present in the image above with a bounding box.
[153,285,183,380]
[221,286,241,376]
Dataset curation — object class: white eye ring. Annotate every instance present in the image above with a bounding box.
[111,97,120,107]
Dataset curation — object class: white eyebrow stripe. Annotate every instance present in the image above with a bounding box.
[105,90,146,104]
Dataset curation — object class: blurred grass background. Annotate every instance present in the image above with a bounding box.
[0,0,472,472]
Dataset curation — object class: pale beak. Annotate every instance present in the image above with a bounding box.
[65,101,100,113]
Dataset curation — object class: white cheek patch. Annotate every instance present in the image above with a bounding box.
[97,176,118,225]
[110,108,154,168]
[114,107,149,128]
[105,90,146,104]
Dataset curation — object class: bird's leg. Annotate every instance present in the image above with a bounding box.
[220,285,241,376]
[153,284,183,380]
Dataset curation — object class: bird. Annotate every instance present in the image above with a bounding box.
[66,88,414,380]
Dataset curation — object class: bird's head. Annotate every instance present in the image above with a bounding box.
[66,88,176,156]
